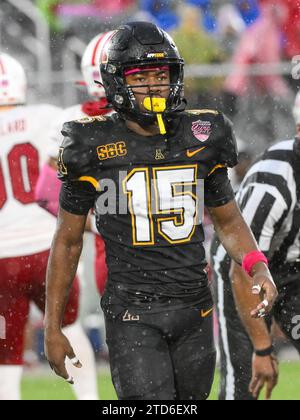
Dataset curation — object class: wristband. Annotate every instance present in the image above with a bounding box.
[255,346,274,357]
[242,251,268,276]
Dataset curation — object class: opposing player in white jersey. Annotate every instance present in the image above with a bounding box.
[0,53,96,400]
[36,32,115,297]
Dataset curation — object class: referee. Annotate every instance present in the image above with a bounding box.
[211,99,300,400]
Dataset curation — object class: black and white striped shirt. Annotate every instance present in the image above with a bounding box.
[237,139,300,265]
[211,139,300,285]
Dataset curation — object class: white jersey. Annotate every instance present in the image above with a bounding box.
[47,103,114,236]
[48,104,114,158]
[48,104,87,159]
[0,104,62,258]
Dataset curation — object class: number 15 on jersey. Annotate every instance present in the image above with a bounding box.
[123,165,204,246]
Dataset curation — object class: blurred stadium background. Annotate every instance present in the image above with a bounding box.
[1,0,300,400]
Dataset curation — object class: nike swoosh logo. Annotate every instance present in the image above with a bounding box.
[187,146,206,158]
[201,308,213,318]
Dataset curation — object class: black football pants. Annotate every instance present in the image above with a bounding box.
[101,296,216,400]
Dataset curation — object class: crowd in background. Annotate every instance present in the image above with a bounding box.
[29,0,300,151]
[35,0,300,64]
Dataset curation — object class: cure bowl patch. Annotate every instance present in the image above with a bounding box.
[192,120,212,142]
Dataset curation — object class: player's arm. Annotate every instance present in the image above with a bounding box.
[205,167,278,316]
[229,182,287,399]
[231,263,278,400]
[44,208,87,382]
[208,199,277,315]
[44,122,98,382]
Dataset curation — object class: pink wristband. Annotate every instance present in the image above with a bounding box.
[242,251,268,276]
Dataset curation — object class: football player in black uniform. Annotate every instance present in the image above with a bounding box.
[44,22,277,400]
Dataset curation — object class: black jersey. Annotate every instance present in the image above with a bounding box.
[58,110,237,308]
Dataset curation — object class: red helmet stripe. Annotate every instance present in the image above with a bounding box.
[100,31,117,65]
[91,34,107,66]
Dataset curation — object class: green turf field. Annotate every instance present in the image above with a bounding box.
[21,362,300,400]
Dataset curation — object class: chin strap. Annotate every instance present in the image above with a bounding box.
[143,97,167,135]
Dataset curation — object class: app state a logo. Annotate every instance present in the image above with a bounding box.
[155,149,165,160]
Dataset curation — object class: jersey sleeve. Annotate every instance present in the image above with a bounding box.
[214,113,238,168]
[59,180,97,215]
[58,121,91,180]
[204,167,235,208]
[57,121,99,215]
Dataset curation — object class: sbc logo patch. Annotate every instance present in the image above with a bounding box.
[97,141,127,161]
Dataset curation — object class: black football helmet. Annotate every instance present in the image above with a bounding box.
[100,22,186,125]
